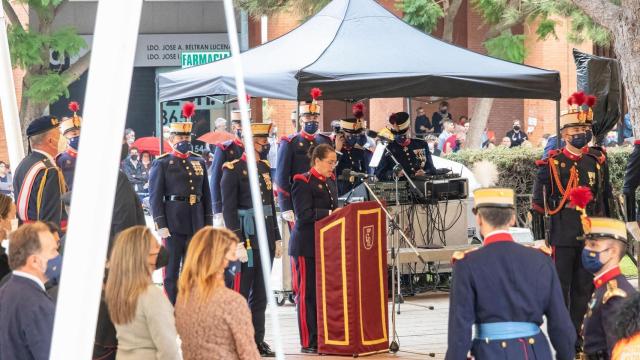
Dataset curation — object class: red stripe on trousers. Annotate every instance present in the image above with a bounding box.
[299,256,309,348]
[234,272,241,293]
[290,256,298,295]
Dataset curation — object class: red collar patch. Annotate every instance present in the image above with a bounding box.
[310,167,326,182]
[594,266,621,288]
[562,147,583,161]
[483,231,514,246]
[300,131,315,141]
[171,151,189,159]
[234,138,244,148]
[66,148,78,158]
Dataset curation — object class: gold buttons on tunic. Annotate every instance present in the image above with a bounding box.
[501,341,507,348]
[528,338,535,345]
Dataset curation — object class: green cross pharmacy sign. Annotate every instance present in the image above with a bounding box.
[180,51,231,68]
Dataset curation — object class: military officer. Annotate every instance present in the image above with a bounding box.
[531,91,612,348]
[14,115,67,229]
[149,101,213,304]
[446,187,575,360]
[581,217,636,359]
[334,102,372,196]
[221,123,282,357]
[210,109,245,224]
[622,139,640,221]
[55,101,82,189]
[275,88,332,223]
[374,112,437,181]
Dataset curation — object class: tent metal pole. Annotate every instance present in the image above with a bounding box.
[50,0,144,358]
[0,10,25,171]
[555,100,560,149]
[156,76,163,153]
[222,1,285,359]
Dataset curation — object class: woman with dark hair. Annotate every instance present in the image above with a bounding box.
[139,151,152,195]
[0,194,17,281]
[0,161,13,197]
[612,292,640,358]
[289,143,338,353]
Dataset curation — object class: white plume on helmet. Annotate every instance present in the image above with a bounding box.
[472,160,499,188]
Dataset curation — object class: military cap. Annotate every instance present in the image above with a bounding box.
[473,188,515,210]
[340,117,364,134]
[584,217,628,243]
[26,115,60,137]
[251,123,272,137]
[388,112,410,134]
[231,109,251,123]
[299,87,322,115]
[60,101,82,135]
[560,91,596,130]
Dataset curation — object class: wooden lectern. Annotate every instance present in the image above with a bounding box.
[314,201,388,356]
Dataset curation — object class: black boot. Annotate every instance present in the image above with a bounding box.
[257,342,275,357]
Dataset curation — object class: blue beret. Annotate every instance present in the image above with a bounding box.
[26,115,59,137]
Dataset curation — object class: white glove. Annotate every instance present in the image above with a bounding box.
[282,210,295,222]
[157,228,171,239]
[275,240,283,259]
[236,243,249,263]
[213,213,225,228]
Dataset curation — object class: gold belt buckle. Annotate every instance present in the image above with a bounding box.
[189,194,196,206]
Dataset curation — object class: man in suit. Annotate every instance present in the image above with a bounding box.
[14,115,67,230]
[149,102,213,304]
[0,222,59,360]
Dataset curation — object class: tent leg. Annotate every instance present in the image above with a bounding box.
[155,77,163,153]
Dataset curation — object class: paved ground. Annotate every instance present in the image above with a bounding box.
[264,293,451,360]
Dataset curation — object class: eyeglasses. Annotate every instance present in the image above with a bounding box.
[323,159,337,167]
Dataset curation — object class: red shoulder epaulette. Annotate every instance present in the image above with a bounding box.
[547,149,561,158]
[535,159,548,167]
[280,134,294,143]
[293,173,310,183]
[215,140,231,151]
[587,146,607,164]
[330,173,336,181]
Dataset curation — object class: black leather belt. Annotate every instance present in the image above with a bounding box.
[164,195,201,205]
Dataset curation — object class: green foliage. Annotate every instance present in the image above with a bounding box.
[23,72,70,104]
[396,0,444,34]
[445,146,632,195]
[7,26,45,69]
[471,0,506,25]
[235,0,330,19]
[49,27,87,60]
[535,18,558,40]
[483,31,526,63]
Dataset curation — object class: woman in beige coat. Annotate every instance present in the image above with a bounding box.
[105,226,181,360]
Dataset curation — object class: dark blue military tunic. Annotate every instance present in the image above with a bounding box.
[220,155,281,345]
[335,146,371,196]
[275,132,332,213]
[210,139,244,214]
[446,232,576,360]
[13,151,66,228]
[149,151,213,235]
[374,138,436,181]
[622,140,640,221]
[582,266,637,358]
[55,149,77,190]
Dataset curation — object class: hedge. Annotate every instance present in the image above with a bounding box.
[445,145,632,196]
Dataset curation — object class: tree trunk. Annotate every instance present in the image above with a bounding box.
[611,21,640,136]
[466,98,494,149]
[442,0,463,43]
[19,94,48,152]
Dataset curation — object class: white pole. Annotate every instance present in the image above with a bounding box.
[261,15,268,44]
[222,1,285,359]
[49,0,144,358]
[0,10,24,171]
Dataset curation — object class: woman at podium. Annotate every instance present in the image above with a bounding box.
[289,144,339,354]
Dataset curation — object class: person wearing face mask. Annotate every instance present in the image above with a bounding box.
[289,144,339,354]
[0,194,17,282]
[275,88,332,224]
[505,119,528,148]
[55,101,82,190]
[431,100,452,135]
[580,217,636,359]
[220,122,281,357]
[531,91,612,353]
[149,101,213,304]
[104,226,179,360]
[121,147,146,195]
[334,102,372,196]
[0,161,13,197]
[0,222,59,359]
[446,187,575,360]
[210,109,247,227]
[374,112,437,181]
[124,128,136,148]
[14,115,67,231]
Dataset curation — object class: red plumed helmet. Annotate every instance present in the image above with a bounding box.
[572,91,586,106]
[182,101,196,119]
[567,94,575,106]
[68,101,80,113]
[389,113,398,124]
[310,87,322,100]
[585,95,597,107]
[352,102,365,118]
[569,186,593,209]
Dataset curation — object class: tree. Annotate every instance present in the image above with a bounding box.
[567,0,640,136]
[2,0,90,143]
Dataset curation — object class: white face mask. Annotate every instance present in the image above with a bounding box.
[10,219,18,232]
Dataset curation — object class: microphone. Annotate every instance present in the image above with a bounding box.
[341,168,368,180]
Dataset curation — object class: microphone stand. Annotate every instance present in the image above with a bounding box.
[360,177,427,354]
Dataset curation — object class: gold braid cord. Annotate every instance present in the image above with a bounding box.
[548,161,578,216]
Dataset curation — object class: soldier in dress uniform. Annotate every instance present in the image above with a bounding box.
[275,88,332,223]
[374,112,436,181]
[55,101,82,189]
[210,109,246,225]
[334,102,372,196]
[149,102,213,304]
[289,143,338,354]
[221,123,282,357]
[446,187,575,360]
[531,92,612,349]
[14,115,67,230]
[580,217,637,359]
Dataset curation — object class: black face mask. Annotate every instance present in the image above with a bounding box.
[155,246,169,269]
[569,133,588,149]
[585,130,593,144]
[513,125,521,131]
[130,154,138,161]
[120,143,129,161]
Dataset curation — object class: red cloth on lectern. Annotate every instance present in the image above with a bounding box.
[315,201,388,356]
